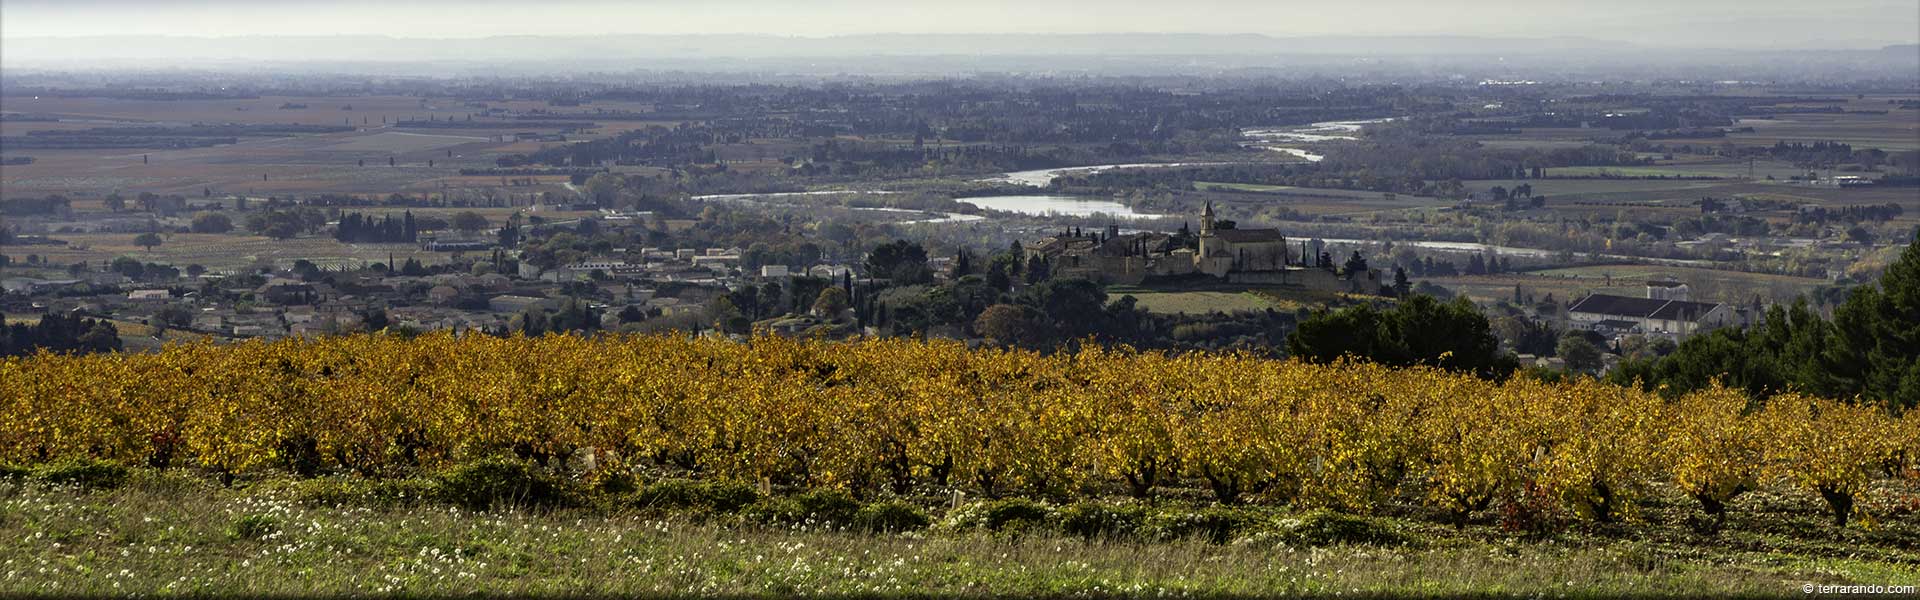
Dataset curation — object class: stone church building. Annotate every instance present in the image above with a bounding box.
[1022,201,1378,291]
[1194,200,1289,277]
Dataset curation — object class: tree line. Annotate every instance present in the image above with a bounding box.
[1609,230,1920,411]
[334,212,419,244]
[0,313,122,357]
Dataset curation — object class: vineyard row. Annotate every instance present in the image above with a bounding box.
[3,333,1915,525]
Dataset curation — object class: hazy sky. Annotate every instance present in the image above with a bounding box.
[4,0,1917,48]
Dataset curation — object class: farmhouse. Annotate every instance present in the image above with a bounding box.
[690,251,741,270]
[557,260,648,280]
[255,279,318,305]
[808,264,853,280]
[428,285,461,305]
[1568,291,1733,337]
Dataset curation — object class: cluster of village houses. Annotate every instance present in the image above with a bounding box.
[3,240,856,350]
[6,202,1748,356]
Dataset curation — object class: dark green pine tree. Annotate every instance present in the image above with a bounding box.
[1610,228,1920,411]
[1827,229,1920,411]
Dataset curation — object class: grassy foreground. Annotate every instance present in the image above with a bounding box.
[1,466,1915,599]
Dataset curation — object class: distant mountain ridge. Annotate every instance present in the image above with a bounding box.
[2,32,1656,64]
[3,33,1911,75]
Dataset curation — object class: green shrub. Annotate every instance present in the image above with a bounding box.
[742,488,860,528]
[1274,510,1407,547]
[853,500,931,533]
[790,488,861,524]
[700,482,762,513]
[0,464,28,480]
[368,478,445,506]
[1056,502,1147,540]
[740,498,804,526]
[435,457,576,511]
[292,478,364,506]
[595,472,640,496]
[630,479,760,515]
[629,478,702,511]
[1143,506,1262,544]
[230,514,279,541]
[939,499,1054,533]
[984,499,1052,532]
[34,459,129,490]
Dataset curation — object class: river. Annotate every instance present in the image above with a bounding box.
[1262,147,1325,162]
[1240,118,1396,163]
[1314,238,1713,267]
[679,178,1712,265]
[958,195,1164,219]
[893,119,1393,190]
[858,207,988,224]
[983,162,1237,187]
[689,189,1159,220]
[692,168,1201,221]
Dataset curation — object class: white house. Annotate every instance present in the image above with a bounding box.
[1568,294,1733,336]
[808,265,853,280]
